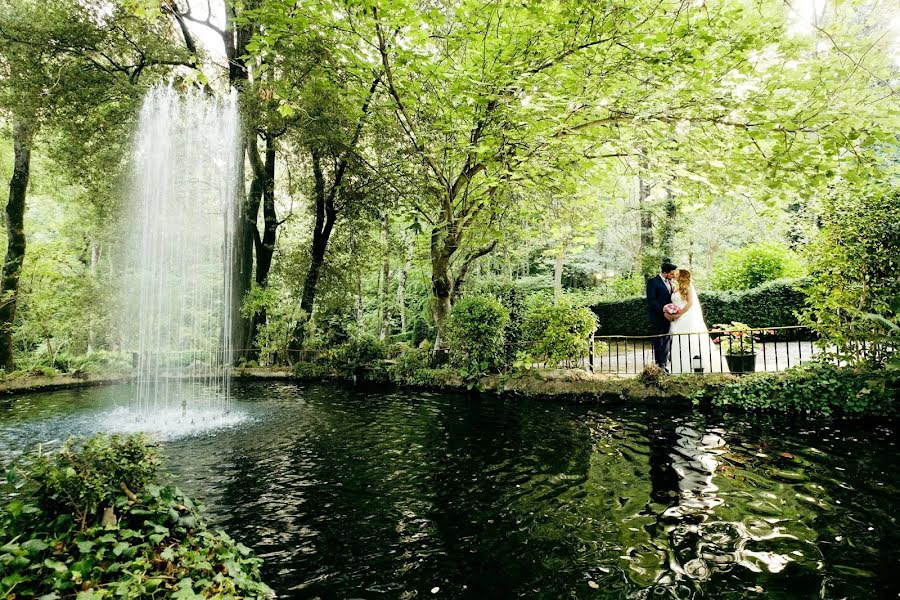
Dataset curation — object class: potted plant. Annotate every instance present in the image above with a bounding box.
[712,322,760,373]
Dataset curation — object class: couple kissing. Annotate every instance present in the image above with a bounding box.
[646,262,727,374]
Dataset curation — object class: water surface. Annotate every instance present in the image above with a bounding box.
[1,382,897,599]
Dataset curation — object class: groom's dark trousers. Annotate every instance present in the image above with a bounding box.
[646,276,673,369]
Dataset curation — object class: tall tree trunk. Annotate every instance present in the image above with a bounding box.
[430,223,457,350]
[87,241,99,353]
[378,214,391,340]
[553,250,565,297]
[225,5,254,362]
[248,134,277,356]
[659,186,677,262]
[289,150,336,360]
[240,136,264,360]
[295,197,334,338]
[356,273,365,328]
[638,176,654,276]
[232,149,254,360]
[395,234,414,333]
[288,74,381,359]
[0,121,32,371]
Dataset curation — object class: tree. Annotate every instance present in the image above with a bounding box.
[0,0,191,370]
[240,1,392,357]
[366,0,897,347]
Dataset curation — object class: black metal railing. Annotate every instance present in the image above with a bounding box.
[589,325,820,375]
[226,325,834,376]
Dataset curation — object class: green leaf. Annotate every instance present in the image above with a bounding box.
[112,541,130,556]
[22,538,49,554]
[43,558,68,573]
[172,578,204,599]
[277,103,295,118]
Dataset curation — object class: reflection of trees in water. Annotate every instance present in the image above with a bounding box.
[419,395,597,597]
[647,424,823,598]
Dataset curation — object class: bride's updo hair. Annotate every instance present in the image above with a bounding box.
[676,269,691,302]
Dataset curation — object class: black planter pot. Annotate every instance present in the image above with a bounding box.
[725,353,757,374]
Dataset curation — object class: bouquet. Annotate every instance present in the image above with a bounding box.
[663,303,681,321]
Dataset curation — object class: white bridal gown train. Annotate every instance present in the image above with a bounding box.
[669,284,729,374]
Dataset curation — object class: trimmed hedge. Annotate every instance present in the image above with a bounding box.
[591,279,811,341]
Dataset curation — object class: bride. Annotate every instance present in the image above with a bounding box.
[669,270,728,373]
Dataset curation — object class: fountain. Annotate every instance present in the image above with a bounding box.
[111,85,245,438]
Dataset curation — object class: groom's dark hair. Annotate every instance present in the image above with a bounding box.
[661,261,677,273]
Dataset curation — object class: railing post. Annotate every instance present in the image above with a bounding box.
[589,333,595,373]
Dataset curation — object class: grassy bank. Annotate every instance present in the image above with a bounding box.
[236,361,899,418]
[0,372,132,395]
[1,361,893,419]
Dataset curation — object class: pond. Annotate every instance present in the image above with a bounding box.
[1,381,897,599]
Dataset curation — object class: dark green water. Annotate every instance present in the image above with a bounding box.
[1,381,897,599]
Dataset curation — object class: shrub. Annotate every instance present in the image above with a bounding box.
[638,363,666,387]
[467,281,527,368]
[708,363,899,417]
[602,273,644,299]
[444,294,509,376]
[523,298,598,367]
[5,351,133,377]
[335,334,385,372]
[0,434,273,599]
[292,360,333,379]
[241,285,306,366]
[389,344,432,382]
[314,302,355,347]
[800,183,900,366]
[385,341,409,359]
[410,315,435,347]
[711,242,805,291]
[70,351,133,374]
[591,279,809,341]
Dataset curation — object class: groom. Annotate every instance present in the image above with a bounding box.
[646,262,678,371]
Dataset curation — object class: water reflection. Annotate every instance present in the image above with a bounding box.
[643,423,829,599]
[661,426,728,586]
[0,383,897,599]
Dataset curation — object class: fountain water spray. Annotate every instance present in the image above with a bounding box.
[117,85,243,434]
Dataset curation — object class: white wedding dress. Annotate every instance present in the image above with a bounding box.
[669,284,729,374]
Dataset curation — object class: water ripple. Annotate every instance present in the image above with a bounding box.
[1,382,897,599]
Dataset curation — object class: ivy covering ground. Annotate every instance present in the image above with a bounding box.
[699,363,899,417]
[0,434,274,599]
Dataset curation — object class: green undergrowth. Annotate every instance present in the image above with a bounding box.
[0,434,273,599]
[696,362,899,417]
[282,357,898,418]
[0,352,134,383]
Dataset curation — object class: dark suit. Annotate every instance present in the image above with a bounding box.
[646,275,673,368]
